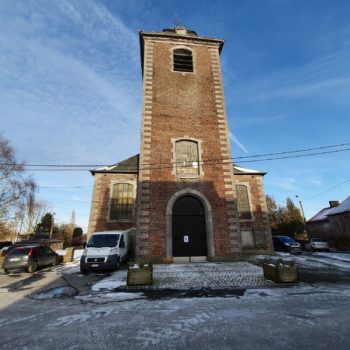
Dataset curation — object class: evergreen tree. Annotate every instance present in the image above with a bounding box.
[73,227,83,238]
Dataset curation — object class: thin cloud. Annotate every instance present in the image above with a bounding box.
[267,175,300,191]
[229,131,249,154]
[234,114,286,130]
[236,28,350,104]
[0,0,141,164]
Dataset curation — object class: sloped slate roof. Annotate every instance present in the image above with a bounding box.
[90,154,265,176]
[233,165,266,176]
[91,154,139,175]
[307,207,334,223]
[327,196,350,216]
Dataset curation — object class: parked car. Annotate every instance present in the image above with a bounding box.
[2,245,60,274]
[305,238,331,252]
[80,229,134,273]
[272,236,302,254]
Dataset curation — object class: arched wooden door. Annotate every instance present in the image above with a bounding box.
[172,195,207,257]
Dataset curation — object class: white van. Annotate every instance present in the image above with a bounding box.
[80,229,134,273]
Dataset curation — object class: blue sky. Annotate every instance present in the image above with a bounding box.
[1,0,350,231]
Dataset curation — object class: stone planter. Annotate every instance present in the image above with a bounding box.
[63,247,75,263]
[127,266,153,286]
[263,263,298,283]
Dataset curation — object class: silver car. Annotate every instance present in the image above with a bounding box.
[305,238,331,252]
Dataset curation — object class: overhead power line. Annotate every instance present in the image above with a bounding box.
[304,178,350,202]
[18,147,350,171]
[236,147,350,164]
[1,142,349,172]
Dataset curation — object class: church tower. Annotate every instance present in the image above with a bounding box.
[88,26,273,262]
[136,26,243,262]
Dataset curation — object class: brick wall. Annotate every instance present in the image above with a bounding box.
[88,173,137,236]
[234,174,273,253]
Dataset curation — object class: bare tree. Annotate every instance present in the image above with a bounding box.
[23,200,51,235]
[0,134,36,224]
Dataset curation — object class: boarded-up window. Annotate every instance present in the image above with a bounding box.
[241,230,255,248]
[175,140,199,176]
[236,185,252,220]
[173,49,193,72]
[110,183,133,221]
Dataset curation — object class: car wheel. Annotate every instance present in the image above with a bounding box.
[27,260,38,273]
[4,269,9,274]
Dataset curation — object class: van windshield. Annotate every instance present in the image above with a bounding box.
[87,234,120,248]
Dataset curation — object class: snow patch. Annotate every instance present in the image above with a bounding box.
[55,249,83,260]
[76,292,145,304]
[30,286,77,300]
[91,270,127,291]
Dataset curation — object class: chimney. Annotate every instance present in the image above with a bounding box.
[329,200,339,208]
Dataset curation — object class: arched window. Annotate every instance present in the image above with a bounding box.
[175,140,199,176]
[110,183,134,221]
[236,185,252,220]
[173,49,193,72]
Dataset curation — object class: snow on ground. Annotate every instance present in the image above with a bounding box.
[30,286,77,300]
[55,262,81,275]
[75,292,145,304]
[244,282,350,299]
[275,252,350,270]
[314,252,350,263]
[91,269,127,291]
[55,249,84,260]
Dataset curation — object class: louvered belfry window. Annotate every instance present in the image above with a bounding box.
[236,185,252,220]
[175,140,199,176]
[110,183,133,221]
[173,49,193,72]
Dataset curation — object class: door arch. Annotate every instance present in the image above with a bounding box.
[166,188,215,258]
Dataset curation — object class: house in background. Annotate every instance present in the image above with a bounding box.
[307,196,350,250]
[88,26,273,263]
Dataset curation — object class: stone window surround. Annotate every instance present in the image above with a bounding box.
[165,188,215,258]
[171,136,204,180]
[236,182,255,222]
[170,45,196,74]
[106,180,136,223]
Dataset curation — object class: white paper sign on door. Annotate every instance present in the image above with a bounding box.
[184,235,189,243]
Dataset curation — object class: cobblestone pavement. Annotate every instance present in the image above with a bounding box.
[148,262,275,289]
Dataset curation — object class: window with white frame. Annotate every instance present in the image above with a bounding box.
[175,140,200,176]
[110,183,134,221]
[173,48,193,72]
[236,184,252,220]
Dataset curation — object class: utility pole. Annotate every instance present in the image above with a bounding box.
[295,195,306,223]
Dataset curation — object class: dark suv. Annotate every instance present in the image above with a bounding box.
[272,236,302,254]
[2,245,60,274]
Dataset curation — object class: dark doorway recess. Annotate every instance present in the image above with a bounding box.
[172,195,207,257]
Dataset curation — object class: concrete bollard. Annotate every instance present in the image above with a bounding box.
[64,247,75,263]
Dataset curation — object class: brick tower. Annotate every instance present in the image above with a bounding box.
[136,26,242,262]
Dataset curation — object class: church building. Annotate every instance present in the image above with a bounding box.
[88,27,273,263]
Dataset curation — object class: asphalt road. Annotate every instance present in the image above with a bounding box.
[1,255,350,350]
[0,280,350,350]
